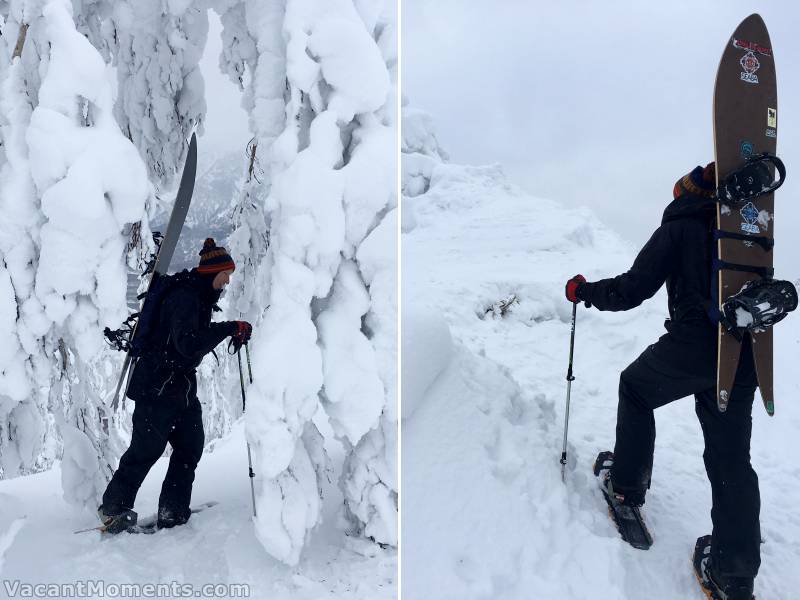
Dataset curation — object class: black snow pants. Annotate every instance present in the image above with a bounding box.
[102,376,204,520]
[610,321,760,579]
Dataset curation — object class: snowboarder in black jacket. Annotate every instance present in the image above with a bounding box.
[99,238,252,532]
[565,164,759,599]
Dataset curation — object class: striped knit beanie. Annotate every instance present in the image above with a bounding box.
[673,162,716,200]
[197,238,235,274]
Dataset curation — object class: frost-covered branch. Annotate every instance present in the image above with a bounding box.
[0,0,150,500]
[221,0,397,564]
[103,0,208,190]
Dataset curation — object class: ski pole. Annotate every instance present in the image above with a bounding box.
[560,301,578,483]
[245,342,253,384]
[237,346,257,517]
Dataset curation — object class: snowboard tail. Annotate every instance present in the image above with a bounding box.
[751,328,774,414]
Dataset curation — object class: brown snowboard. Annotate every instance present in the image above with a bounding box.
[713,14,777,415]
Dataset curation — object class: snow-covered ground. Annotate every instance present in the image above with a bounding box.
[0,421,395,600]
[402,162,800,599]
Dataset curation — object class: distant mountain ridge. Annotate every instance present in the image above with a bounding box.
[154,150,244,272]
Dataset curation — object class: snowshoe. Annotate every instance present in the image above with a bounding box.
[127,501,218,535]
[96,505,137,535]
[75,501,217,535]
[593,451,653,550]
[693,535,755,600]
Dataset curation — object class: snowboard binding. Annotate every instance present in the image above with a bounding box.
[720,278,798,340]
[715,153,785,205]
[103,314,138,353]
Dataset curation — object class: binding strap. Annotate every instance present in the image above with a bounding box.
[708,257,773,325]
[712,258,773,279]
[713,230,774,252]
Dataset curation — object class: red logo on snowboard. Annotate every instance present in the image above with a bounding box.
[732,38,772,56]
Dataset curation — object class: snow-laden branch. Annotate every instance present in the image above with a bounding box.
[103,0,208,190]
[0,0,149,497]
[222,0,397,564]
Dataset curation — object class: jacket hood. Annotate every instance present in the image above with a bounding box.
[183,268,223,306]
[662,194,716,225]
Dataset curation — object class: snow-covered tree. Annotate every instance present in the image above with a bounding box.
[104,0,208,190]
[219,0,397,564]
[0,2,49,480]
[401,98,448,198]
[0,0,150,504]
[401,100,448,234]
[214,0,280,324]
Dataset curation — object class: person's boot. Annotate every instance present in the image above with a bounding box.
[693,535,755,600]
[97,504,137,534]
[157,506,190,529]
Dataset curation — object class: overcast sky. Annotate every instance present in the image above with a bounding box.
[198,11,251,169]
[403,0,800,271]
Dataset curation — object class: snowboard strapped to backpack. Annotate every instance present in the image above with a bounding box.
[706,153,797,344]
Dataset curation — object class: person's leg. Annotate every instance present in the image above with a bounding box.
[158,393,204,525]
[102,398,176,511]
[611,327,716,504]
[695,337,760,582]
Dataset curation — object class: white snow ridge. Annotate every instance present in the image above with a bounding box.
[401,105,800,600]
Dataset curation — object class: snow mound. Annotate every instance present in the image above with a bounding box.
[401,308,453,420]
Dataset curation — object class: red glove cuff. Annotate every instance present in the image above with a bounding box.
[232,320,253,343]
[565,275,586,303]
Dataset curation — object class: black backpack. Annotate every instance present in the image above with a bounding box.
[104,270,195,357]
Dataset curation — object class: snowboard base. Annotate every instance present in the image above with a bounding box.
[713,13,778,416]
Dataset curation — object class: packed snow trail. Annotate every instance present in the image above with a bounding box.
[0,421,395,600]
[401,163,800,600]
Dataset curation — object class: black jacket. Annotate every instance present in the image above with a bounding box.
[579,194,716,325]
[126,271,234,402]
